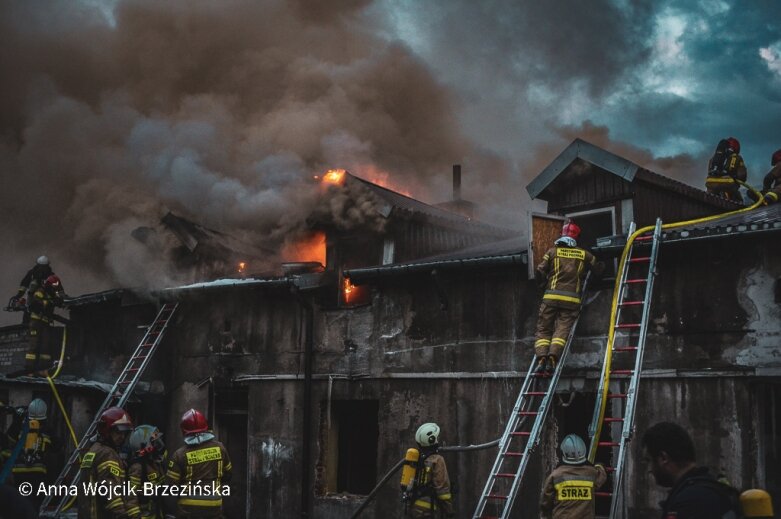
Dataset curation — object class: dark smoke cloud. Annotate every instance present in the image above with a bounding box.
[1,0,511,320]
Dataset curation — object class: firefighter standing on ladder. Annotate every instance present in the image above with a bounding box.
[164,409,232,518]
[533,221,601,373]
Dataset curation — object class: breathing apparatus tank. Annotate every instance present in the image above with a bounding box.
[400,447,420,494]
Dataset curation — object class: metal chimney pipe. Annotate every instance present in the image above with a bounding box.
[453,164,462,201]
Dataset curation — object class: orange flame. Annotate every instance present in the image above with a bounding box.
[360,165,413,197]
[237,261,247,274]
[343,277,354,304]
[281,231,326,266]
[322,169,346,185]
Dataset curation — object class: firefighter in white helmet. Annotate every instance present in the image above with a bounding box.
[403,423,454,518]
[540,434,607,519]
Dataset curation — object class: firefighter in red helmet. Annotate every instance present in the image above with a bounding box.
[165,409,232,518]
[748,149,781,205]
[533,220,603,373]
[706,137,747,201]
[78,407,141,518]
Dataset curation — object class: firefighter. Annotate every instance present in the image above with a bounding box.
[403,423,454,518]
[126,425,167,519]
[7,256,63,324]
[78,406,141,519]
[747,148,781,205]
[533,221,601,373]
[540,434,607,519]
[2,399,55,508]
[23,275,64,377]
[165,409,231,518]
[706,137,747,201]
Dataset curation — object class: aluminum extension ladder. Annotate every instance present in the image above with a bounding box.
[473,277,590,519]
[39,302,178,518]
[588,219,662,518]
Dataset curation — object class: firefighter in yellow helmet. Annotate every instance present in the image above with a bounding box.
[403,423,454,518]
[540,434,607,519]
[533,221,602,374]
[78,407,141,519]
[164,409,232,518]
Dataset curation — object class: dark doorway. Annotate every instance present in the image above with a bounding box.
[325,400,379,495]
[215,390,248,519]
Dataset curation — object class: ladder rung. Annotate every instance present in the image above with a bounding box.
[494,473,516,478]
[607,393,628,398]
[610,369,634,375]
[615,323,641,329]
[595,491,613,497]
[524,392,546,396]
[624,278,647,284]
[518,411,538,416]
[598,441,620,447]
[629,257,650,263]
[634,235,653,241]
[619,300,644,306]
[503,451,523,457]
[510,431,531,436]
[605,466,615,472]
[604,417,624,423]
[613,346,638,352]
[487,494,508,500]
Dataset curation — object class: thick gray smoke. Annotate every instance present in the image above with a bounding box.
[0,0,512,317]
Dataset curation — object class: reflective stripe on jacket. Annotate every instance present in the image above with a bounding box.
[540,463,607,519]
[166,438,232,517]
[410,453,453,516]
[77,440,141,519]
[537,246,595,308]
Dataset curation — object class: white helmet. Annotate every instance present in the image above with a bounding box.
[28,398,48,420]
[415,423,440,447]
[37,255,50,266]
[554,236,577,248]
[561,434,587,464]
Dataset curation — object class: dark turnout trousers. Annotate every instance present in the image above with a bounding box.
[534,303,579,359]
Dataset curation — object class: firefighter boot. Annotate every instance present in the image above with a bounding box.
[545,355,558,374]
[534,356,548,374]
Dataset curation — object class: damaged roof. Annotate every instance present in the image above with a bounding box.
[347,174,514,238]
[161,212,274,258]
[345,235,526,282]
[527,138,739,210]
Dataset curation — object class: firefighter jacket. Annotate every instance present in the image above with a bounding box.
[536,245,597,310]
[28,287,60,324]
[16,264,53,298]
[165,435,232,517]
[762,163,781,203]
[2,419,54,484]
[707,153,747,181]
[126,455,166,519]
[540,462,607,519]
[409,452,454,518]
[77,439,141,519]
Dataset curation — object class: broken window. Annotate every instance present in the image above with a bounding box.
[318,400,379,495]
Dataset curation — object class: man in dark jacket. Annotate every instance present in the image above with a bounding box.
[642,422,741,519]
[8,256,64,325]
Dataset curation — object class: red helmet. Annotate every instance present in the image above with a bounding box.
[726,137,740,154]
[772,149,781,166]
[44,275,61,289]
[97,407,133,438]
[561,221,581,239]
[180,409,209,435]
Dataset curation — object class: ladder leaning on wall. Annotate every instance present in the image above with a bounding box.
[39,302,178,518]
[588,218,663,518]
[472,275,591,519]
